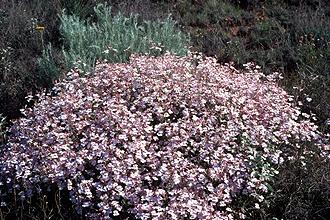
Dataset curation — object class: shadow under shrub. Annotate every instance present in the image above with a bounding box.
[0,184,82,220]
[265,150,330,220]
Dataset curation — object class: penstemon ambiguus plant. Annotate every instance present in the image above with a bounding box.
[0,53,328,219]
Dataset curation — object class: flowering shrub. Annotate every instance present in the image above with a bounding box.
[0,53,327,219]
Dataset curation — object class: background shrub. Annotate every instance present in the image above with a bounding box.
[60,3,190,73]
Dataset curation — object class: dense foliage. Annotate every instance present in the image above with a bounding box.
[0,54,328,219]
[0,0,329,219]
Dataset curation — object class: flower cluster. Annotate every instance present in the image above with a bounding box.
[0,53,327,219]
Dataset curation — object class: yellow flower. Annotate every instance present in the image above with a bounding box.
[35,25,45,32]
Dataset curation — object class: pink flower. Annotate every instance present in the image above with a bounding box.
[0,53,327,219]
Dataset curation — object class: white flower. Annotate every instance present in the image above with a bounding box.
[113,210,120,216]
[67,179,73,191]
